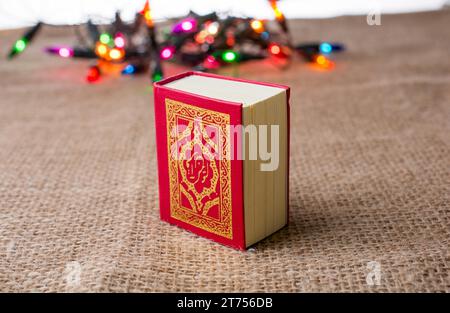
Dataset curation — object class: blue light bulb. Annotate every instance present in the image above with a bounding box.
[122,64,136,75]
[319,42,332,54]
[261,31,270,41]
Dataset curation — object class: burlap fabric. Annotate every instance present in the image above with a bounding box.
[0,11,449,292]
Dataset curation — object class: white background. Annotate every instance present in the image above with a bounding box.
[0,0,448,29]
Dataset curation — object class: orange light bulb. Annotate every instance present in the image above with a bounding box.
[140,0,153,26]
[270,0,285,20]
[314,55,335,69]
[95,43,108,58]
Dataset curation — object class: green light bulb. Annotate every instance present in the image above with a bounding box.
[14,39,27,52]
[99,33,112,45]
[152,72,163,82]
[222,50,237,62]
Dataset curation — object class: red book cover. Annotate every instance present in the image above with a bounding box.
[153,71,290,250]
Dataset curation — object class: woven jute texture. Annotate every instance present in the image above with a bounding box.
[1,11,449,292]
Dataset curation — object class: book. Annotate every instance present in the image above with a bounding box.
[153,71,290,250]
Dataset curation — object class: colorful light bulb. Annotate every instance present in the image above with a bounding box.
[122,64,136,75]
[8,23,42,59]
[140,0,153,26]
[152,71,162,82]
[14,39,27,52]
[109,48,124,60]
[207,22,219,35]
[173,18,196,33]
[114,34,125,48]
[160,47,174,60]
[95,43,108,58]
[86,65,100,83]
[195,30,207,44]
[203,55,220,69]
[226,32,235,47]
[314,54,335,69]
[250,20,264,33]
[99,33,112,45]
[222,50,237,63]
[269,0,285,21]
[269,43,281,55]
[181,20,193,31]
[45,46,74,58]
[58,47,73,58]
[319,42,332,54]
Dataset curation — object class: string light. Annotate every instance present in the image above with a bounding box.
[45,46,75,58]
[8,38,28,58]
[46,46,101,58]
[8,22,42,59]
[6,2,344,83]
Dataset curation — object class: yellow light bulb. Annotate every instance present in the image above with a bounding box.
[207,22,219,35]
[109,48,123,60]
[250,20,264,33]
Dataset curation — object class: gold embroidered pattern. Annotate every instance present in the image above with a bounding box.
[165,98,232,239]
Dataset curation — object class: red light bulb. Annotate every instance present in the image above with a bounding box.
[86,65,100,83]
[269,44,281,55]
